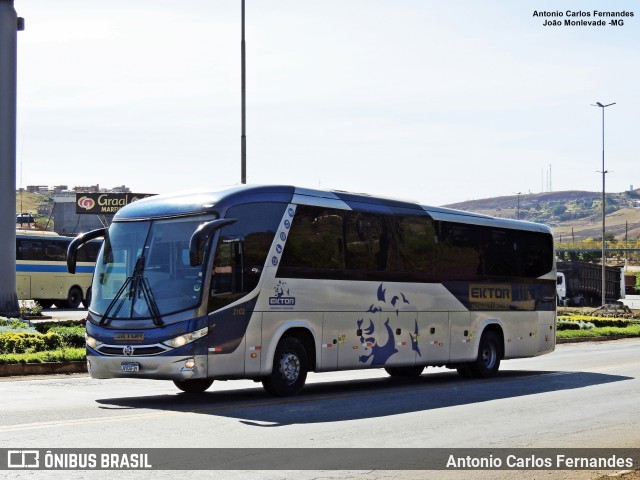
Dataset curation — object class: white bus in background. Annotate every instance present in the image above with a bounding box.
[67,186,557,395]
[16,229,100,308]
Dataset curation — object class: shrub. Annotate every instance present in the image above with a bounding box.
[0,332,63,354]
[557,315,636,328]
[19,301,43,317]
[0,317,32,330]
[34,319,86,334]
[48,326,85,348]
[557,320,580,331]
[557,319,596,330]
[0,318,37,334]
[42,332,64,350]
[0,348,86,365]
[557,324,640,339]
[578,321,595,330]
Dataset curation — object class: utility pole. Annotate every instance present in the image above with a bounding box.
[592,101,616,307]
[0,0,23,317]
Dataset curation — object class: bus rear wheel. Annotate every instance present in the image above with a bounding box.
[385,366,424,377]
[173,379,214,393]
[65,287,83,309]
[262,336,308,397]
[470,331,501,378]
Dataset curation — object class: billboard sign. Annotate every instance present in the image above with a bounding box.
[75,193,155,215]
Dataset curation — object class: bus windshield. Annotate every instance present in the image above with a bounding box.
[91,215,216,321]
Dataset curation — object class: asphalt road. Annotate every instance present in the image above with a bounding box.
[1,339,638,480]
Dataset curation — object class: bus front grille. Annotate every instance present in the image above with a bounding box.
[97,345,168,356]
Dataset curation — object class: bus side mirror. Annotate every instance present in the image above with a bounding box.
[189,218,237,267]
[67,228,107,274]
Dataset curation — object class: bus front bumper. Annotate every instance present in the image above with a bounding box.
[86,352,208,381]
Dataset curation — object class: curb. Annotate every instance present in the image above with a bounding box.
[556,335,640,344]
[0,361,87,378]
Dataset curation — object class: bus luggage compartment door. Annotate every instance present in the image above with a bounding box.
[417,311,450,364]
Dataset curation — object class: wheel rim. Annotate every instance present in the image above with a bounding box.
[279,353,300,384]
[481,344,497,369]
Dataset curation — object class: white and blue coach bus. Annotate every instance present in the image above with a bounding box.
[67,185,556,395]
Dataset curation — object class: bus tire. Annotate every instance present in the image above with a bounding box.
[38,299,54,309]
[65,287,83,309]
[385,366,424,377]
[456,364,475,378]
[470,330,501,378]
[82,288,92,308]
[173,378,214,393]
[262,336,308,397]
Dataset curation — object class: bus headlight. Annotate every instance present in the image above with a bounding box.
[85,334,102,349]
[163,326,208,349]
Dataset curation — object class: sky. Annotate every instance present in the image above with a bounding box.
[13,0,640,206]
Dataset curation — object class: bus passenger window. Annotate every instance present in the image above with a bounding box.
[345,213,384,271]
[280,206,345,271]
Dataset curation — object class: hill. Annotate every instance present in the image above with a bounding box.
[13,188,640,242]
[15,191,54,230]
[444,189,640,242]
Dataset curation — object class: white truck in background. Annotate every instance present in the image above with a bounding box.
[556,261,624,307]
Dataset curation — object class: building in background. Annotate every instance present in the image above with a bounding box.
[51,191,113,235]
[23,184,148,235]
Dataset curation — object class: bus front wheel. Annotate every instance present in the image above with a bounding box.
[82,288,92,308]
[173,378,214,393]
[262,336,308,397]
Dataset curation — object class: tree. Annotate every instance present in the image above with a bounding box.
[552,205,567,216]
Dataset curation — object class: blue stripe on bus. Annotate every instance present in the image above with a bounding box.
[16,264,95,274]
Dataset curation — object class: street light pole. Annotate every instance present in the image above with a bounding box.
[592,101,615,307]
[240,0,247,184]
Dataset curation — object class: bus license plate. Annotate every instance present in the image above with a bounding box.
[121,362,140,373]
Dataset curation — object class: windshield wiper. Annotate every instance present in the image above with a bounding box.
[100,255,163,327]
[129,256,162,325]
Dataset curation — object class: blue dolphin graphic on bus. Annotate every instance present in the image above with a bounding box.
[357,283,421,365]
[357,317,397,365]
